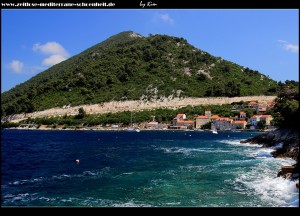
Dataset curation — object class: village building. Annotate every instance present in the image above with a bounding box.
[212,117,232,131]
[239,111,246,119]
[171,113,194,129]
[247,101,259,109]
[195,115,210,129]
[232,120,247,129]
[146,121,159,129]
[250,115,260,126]
[256,103,268,114]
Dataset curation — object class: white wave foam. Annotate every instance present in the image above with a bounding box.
[221,139,262,147]
[159,147,230,156]
[9,177,45,186]
[234,157,298,207]
[6,167,111,188]
[254,148,274,158]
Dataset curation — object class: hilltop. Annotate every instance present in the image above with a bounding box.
[1,31,278,117]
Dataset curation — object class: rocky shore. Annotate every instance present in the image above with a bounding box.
[241,128,299,188]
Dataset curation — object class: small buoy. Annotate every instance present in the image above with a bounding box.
[76,159,80,164]
[189,135,191,136]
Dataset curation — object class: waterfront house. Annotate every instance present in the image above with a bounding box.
[146,121,159,129]
[212,117,232,130]
[195,115,210,129]
[232,120,247,129]
[171,113,194,129]
[250,115,260,126]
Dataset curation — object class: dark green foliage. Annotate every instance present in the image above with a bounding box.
[257,121,266,130]
[1,31,278,116]
[75,107,86,119]
[201,121,211,129]
[270,80,299,129]
[1,121,20,129]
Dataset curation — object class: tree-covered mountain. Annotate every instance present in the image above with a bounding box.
[1,31,278,117]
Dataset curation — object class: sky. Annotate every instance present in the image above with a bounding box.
[1,9,299,93]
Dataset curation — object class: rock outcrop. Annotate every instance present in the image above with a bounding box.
[241,128,299,187]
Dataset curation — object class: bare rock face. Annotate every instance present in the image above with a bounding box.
[277,164,298,180]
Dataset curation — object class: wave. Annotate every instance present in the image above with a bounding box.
[234,158,298,207]
[2,192,152,207]
[4,167,111,187]
[220,139,262,147]
[158,147,230,156]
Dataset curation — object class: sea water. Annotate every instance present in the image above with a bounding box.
[1,130,298,207]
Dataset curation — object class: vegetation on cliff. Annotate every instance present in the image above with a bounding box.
[1,31,277,117]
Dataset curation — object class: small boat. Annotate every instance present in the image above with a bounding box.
[212,129,218,134]
[127,128,140,132]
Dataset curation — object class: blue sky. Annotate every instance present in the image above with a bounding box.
[1,9,299,93]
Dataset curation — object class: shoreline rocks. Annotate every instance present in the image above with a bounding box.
[241,128,299,188]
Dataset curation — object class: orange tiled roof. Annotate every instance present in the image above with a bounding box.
[196,115,209,119]
[260,115,271,118]
[211,115,220,119]
[177,120,194,123]
[240,112,246,114]
[249,101,258,105]
[233,120,247,124]
[217,117,232,121]
[177,114,185,116]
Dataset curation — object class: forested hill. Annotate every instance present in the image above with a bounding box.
[1,31,278,117]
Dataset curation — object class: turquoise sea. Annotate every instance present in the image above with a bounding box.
[1,130,298,207]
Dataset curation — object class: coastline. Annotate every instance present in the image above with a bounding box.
[3,125,263,132]
[241,128,299,189]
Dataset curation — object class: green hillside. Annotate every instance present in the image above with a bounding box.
[1,31,277,117]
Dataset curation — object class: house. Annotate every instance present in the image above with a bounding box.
[175,114,186,120]
[212,117,232,130]
[256,104,267,114]
[210,115,220,121]
[250,115,260,126]
[248,101,258,109]
[260,115,273,125]
[240,111,246,119]
[146,121,159,129]
[172,113,194,129]
[195,115,210,129]
[176,120,195,129]
[232,120,247,129]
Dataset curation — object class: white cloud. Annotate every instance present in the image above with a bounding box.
[33,42,68,56]
[9,60,24,73]
[33,41,69,66]
[278,40,299,53]
[155,13,174,25]
[42,54,68,66]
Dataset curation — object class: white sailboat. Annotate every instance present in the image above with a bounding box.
[127,112,140,132]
